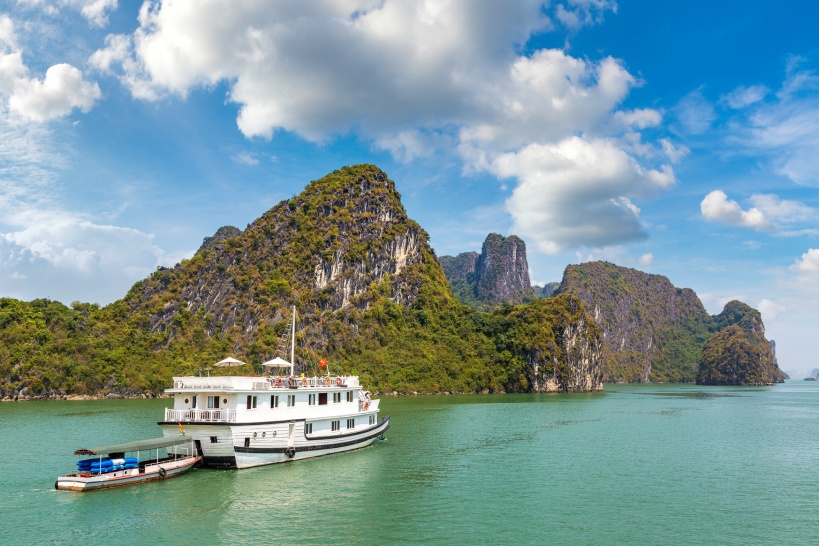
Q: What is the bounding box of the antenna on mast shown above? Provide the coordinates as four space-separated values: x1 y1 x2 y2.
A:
290 305 296 377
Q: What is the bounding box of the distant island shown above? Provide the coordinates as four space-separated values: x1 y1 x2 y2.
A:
0 165 783 400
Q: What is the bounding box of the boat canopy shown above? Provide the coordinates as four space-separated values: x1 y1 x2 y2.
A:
74 436 191 455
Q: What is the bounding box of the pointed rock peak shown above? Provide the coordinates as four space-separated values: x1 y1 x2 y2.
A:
197 225 242 254
297 164 403 210
475 233 531 303
714 300 763 332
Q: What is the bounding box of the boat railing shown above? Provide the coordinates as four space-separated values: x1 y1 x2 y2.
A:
264 376 361 389
171 375 361 391
165 408 237 422
358 399 379 412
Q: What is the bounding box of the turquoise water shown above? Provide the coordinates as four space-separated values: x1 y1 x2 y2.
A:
2 382 819 545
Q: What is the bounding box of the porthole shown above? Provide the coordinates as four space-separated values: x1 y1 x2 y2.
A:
223 398 227 404
262 431 266 438
184 399 189 404
253 432 258 438
272 431 277 437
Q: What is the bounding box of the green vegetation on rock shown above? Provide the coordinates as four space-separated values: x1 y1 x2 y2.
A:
556 261 714 383
0 165 603 399
697 301 784 385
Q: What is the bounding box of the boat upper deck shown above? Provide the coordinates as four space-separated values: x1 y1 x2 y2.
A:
167 375 361 392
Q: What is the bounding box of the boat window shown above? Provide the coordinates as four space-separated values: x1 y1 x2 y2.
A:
318 392 328 405
210 436 218 443
287 395 295 407
369 415 375 425
332 420 340 431
308 394 316 406
305 423 313 434
208 395 220 409
346 391 353 402
244 438 250 448
192 395 197 408
271 395 279 408
333 392 341 403
347 418 355 429
247 395 257 409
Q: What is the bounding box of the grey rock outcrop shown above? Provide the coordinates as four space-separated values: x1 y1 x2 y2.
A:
529 302 603 393
197 226 242 254
439 233 534 309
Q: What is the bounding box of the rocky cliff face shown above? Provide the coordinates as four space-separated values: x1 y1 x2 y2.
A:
528 297 603 393
488 294 604 393
439 233 533 310
127 165 428 339
438 252 478 284
556 261 713 383
475 234 531 304
533 282 560 298
697 301 785 385
197 226 242 254
0 165 606 397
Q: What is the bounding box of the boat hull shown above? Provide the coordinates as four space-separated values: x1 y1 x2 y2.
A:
160 416 389 469
55 456 200 491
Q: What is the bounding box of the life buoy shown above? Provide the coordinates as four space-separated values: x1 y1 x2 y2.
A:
301 376 307 387
325 376 331 386
274 377 281 387
158 467 167 478
336 377 342 386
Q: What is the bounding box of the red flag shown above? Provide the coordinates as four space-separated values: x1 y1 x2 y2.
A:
178 422 185 435
319 357 327 368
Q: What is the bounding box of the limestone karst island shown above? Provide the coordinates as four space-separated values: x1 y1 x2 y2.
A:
0 165 784 401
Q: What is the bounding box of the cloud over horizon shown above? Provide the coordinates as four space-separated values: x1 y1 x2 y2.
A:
91 0 676 253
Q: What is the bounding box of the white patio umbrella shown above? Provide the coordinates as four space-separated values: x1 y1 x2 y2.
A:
262 357 294 376
213 356 246 367
262 357 293 368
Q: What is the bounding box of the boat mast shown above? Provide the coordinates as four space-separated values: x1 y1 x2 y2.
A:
290 305 296 377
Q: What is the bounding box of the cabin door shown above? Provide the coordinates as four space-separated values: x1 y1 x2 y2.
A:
287 422 295 448
194 440 203 457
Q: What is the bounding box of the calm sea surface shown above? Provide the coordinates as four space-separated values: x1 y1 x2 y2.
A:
2 381 819 545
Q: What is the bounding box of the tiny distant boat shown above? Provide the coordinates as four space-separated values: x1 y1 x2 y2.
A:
804 377 817 381
55 436 200 492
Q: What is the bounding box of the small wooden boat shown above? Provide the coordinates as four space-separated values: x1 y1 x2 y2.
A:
55 436 200 491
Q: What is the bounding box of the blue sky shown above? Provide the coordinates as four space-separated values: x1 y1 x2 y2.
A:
1 1 818 377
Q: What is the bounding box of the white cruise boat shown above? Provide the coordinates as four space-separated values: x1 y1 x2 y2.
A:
157 324 389 469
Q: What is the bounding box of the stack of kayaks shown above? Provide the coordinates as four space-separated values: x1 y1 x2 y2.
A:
77 457 139 474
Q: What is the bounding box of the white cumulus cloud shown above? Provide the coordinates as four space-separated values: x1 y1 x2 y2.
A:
700 190 773 230
9 63 101 121
757 298 786 322
91 0 674 254
792 248 819 273
0 15 101 122
499 136 675 253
